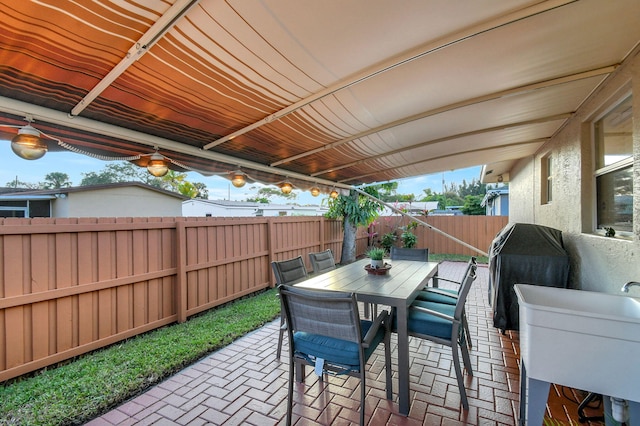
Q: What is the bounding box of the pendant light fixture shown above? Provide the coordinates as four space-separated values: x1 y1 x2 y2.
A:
147 151 169 177
330 189 339 199
11 123 48 160
230 170 247 188
280 181 293 194
310 186 320 197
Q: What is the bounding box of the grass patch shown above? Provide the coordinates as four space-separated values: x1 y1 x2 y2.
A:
0 288 280 426
430 253 488 264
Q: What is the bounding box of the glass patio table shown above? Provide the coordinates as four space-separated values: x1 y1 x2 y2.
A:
294 258 439 416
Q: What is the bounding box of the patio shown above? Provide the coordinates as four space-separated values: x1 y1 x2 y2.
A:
87 262 604 425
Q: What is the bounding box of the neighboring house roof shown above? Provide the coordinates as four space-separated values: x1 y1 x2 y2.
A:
379 201 439 216
0 194 55 201
183 198 328 214
186 199 262 208
0 187 37 195
1 182 188 200
481 188 509 207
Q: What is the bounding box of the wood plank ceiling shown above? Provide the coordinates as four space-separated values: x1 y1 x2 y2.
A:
1 0 639 194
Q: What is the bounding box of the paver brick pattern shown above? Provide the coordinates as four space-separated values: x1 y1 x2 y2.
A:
88 261 599 425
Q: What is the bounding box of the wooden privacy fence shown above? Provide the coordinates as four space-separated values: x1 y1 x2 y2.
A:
0 214 506 382
367 215 509 256
0 216 343 382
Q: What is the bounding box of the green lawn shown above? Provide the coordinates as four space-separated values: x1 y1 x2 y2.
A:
0 254 484 425
0 288 281 426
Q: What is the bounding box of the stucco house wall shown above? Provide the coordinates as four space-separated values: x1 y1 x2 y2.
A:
509 50 640 293
182 199 262 217
2 183 186 218
58 186 184 217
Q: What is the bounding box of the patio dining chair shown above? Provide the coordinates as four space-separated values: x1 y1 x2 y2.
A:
415 256 477 348
278 284 392 426
378 246 430 318
271 256 308 359
308 249 336 275
394 263 477 410
390 247 429 261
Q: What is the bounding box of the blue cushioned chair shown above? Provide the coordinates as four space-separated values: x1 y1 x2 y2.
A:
271 256 308 359
308 249 336 275
279 285 392 426
396 263 477 410
415 256 477 349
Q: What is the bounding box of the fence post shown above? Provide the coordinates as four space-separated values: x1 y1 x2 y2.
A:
175 220 188 323
319 217 325 251
267 218 276 287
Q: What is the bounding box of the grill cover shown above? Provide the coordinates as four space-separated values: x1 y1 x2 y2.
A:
489 223 570 331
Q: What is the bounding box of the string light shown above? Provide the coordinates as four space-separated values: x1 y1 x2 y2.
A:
11 123 47 160
230 171 247 188
146 152 169 177
280 181 293 194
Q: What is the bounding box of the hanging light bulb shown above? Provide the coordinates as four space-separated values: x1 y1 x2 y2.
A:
231 171 247 188
310 187 320 197
11 124 47 160
330 189 339 199
147 152 169 177
280 181 293 194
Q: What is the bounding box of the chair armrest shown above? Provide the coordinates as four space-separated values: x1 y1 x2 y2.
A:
424 288 459 299
410 305 458 324
433 277 461 286
362 310 389 348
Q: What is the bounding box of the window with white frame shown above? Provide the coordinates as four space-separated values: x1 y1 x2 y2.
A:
594 94 633 235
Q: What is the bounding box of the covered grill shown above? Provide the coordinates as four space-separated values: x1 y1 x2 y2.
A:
489 223 570 331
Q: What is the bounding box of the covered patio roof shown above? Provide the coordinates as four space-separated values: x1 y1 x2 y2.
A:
1 1 639 195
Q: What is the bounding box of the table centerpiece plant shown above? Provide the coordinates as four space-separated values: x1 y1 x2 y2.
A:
366 247 386 268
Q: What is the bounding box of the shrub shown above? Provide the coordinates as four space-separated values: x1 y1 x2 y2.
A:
380 232 397 252
401 231 417 248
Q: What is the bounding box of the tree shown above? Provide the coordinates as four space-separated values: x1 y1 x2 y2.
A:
5 177 39 189
325 186 384 264
80 162 161 186
245 186 297 203
458 179 487 197
377 182 399 202
42 172 72 189
79 162 208 199
192 182 209 199
461 195 485 215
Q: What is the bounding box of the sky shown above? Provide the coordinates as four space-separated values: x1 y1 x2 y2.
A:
0 142 482 205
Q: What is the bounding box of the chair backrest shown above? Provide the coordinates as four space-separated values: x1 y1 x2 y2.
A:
271 256 308 285
390 247 429 261
278 285 361 344
459 256 478 282
308 249 336 275
453 264 477 320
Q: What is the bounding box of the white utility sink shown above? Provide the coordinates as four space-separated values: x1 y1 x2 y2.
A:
515 283 640 406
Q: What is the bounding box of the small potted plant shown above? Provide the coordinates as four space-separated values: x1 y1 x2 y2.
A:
366 247 386 268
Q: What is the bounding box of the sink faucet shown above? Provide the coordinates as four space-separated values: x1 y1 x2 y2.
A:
621 281 640 292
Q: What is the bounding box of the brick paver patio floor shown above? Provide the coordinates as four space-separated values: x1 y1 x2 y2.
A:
87 261 604 425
